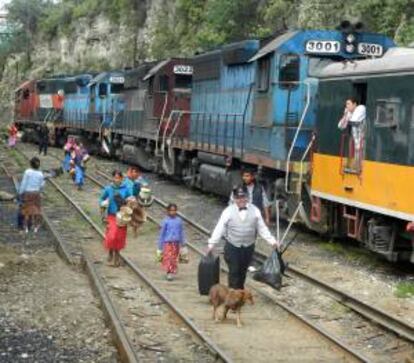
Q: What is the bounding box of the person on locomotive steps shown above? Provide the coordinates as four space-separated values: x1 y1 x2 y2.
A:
100 170 133 267
208 186 280 289
229 169 271 225
338 97 366 167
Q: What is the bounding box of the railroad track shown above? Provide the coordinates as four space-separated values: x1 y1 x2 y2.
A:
8 148 226 363
93 167 414 361
91 160 414 343
12 144 374 361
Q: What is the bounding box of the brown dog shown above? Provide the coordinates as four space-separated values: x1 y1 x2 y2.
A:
209 284 254 327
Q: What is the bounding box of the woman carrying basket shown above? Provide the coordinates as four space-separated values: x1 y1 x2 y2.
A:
99 170 132 267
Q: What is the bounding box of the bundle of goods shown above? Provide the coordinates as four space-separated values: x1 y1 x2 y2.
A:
116 206 133 227
126 198 147 236
137 186 154 207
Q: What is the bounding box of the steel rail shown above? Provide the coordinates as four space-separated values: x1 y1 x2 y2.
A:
93 166 413 343
22 145 414 344
88 169 368 362
9 149 140 363
10 148 232 363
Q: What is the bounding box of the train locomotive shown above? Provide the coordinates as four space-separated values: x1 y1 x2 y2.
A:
15 24 414 262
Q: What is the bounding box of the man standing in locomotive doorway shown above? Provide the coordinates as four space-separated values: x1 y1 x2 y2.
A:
338 97 366 169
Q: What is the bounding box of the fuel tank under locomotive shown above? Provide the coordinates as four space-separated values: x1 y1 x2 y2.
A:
197 152 241 197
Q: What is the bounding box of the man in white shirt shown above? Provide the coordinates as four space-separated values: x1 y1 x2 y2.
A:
338 97 366 168
208 186 279 289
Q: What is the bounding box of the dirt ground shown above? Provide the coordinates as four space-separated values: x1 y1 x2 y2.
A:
0 199 117 362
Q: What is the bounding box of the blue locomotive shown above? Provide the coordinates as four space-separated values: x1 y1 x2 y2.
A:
19 24 414 261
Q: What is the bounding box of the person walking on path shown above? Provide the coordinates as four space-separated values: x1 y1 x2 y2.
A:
100 170 132 267
157 203 186 281
19 157 45 234
8 122 18 148
229 169 271 225
38 124 49 156
73 143 89 190
209 186 279 289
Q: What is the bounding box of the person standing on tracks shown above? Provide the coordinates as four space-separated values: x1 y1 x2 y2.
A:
19 157 45 234
157 203 186 281
73 143 89 191
209 186 279 289
229 169 271 225
8 122 18 148
63 137 75 172
38 124 49 156
100 170 132 267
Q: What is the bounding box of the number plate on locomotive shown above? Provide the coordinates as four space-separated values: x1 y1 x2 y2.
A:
173 65 193 75
357 43 383 57
305 40 341 54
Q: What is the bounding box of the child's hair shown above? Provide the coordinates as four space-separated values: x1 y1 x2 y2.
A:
112 169 123 178
30 157 40 170
167 203 178 211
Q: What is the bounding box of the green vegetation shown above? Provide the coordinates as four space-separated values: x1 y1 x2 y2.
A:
394 281 414 298
319 240 380 267
0 0 412 83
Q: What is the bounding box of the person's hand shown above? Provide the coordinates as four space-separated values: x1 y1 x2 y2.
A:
156 249 163 262
272 240 281 251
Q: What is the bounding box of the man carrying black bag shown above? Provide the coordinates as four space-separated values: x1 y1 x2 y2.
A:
208 186 280 289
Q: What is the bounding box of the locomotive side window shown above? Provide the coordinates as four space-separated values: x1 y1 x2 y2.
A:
257 56 270 92
374 98 401 128
411 104 414 128
98 83 107 97
23 89 30 99
64 81 78 94
279 54 300 89
90 85 95 102
175 74 192 89
110 83 124 94
159 75 169 92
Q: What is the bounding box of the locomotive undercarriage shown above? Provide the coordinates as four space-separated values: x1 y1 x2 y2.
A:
313 198 413 262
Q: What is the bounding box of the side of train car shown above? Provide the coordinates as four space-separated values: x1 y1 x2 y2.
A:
16 26 414 262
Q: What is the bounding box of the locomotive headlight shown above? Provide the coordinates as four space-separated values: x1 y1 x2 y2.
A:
346 34 356 43
345 44 355 53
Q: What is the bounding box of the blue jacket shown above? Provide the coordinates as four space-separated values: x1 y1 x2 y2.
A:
99 182 132 215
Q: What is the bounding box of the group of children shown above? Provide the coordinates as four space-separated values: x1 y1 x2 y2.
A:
62 137 89 190
99 165 187 279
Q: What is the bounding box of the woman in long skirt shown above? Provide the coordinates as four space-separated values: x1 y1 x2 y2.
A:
19 157 45 233
8 123 18 148
62 138 74 172
100 170 132 267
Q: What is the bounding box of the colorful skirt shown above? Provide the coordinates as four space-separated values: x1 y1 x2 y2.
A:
8 135 16 147
20 192 41 217
162 242 180 274
104 215 127 251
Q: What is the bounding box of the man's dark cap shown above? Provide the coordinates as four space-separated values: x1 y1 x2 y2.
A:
233 185 247 198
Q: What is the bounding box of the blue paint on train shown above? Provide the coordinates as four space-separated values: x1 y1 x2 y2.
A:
88 71 125 130
63 74 93 128
189 30 395 166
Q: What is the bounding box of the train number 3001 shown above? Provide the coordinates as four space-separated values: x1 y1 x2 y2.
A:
357 43 384 56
